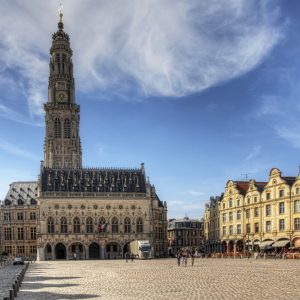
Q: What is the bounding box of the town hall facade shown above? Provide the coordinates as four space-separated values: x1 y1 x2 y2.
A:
0 12 168 260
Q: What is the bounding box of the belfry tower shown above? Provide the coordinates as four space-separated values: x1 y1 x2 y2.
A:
43 7 82 169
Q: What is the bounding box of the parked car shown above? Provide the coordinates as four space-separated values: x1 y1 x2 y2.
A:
13 256 24 265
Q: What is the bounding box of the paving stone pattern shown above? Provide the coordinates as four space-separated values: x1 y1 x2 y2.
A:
12 258 300 300
0 264 25 299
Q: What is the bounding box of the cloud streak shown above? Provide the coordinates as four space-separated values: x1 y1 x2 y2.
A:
0 138 39 161
0 0 284 120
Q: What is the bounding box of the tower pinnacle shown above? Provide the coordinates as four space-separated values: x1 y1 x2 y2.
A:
58 4 64 30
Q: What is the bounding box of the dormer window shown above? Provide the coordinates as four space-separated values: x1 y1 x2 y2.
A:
266 192 271 200
5 199 11 206
30 198 37 205
229 198 233 208
18 199 24 205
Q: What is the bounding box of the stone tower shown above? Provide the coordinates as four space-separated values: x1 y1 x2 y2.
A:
43 8 82 169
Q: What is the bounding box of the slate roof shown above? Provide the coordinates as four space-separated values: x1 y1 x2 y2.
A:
2 182 38 206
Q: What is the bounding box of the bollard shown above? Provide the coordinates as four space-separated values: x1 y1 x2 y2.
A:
9 289 14 300
12 284 17 297
15 280 19 292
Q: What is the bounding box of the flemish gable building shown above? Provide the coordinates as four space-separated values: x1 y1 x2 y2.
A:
0 10 168 260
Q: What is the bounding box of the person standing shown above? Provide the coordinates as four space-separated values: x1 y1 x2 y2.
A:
177 251 181 266
191 251 195 267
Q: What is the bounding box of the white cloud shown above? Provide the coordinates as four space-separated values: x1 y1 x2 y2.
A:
0 0 283 119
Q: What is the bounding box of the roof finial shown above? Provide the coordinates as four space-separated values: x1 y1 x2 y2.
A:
58 4 64 29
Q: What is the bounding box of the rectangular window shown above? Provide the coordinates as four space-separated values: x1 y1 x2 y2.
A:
158 228 163 239
247 197 250 204
4 228 12 240
246 223 250 234
223 203 225 209
266 221 271 232
266 192 271 200
4 212 11 221
279 202 285 214
4 246 12 255
254 207 259 218
18 227 24 240
294 218 300 230
279 190 284 198
229 225 233 235
237 224 241 235
30 245 36 254
30 212 36 220
254 196 257 203
237 200 240 207
265 205 271 216
222 226 226 236
229 199 233 208
17 212 24 220
17 245 24 254
30 227 36 240
229 212 233 221
246 209 250 219
294 200 300 213
254 223 259 233
222 213 226 223
237 210 241 220
296 187 300 195
279 219 285 231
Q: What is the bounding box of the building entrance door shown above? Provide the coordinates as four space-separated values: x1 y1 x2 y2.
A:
89 243 100 259
55 243 66 259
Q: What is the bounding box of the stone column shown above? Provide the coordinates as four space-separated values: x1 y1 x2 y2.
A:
233 241 237 254
85 245 89 260
101 245 106 259
52 245 55 260
226 241 229 253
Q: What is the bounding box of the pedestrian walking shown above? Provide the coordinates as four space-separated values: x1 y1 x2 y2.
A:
125 252 129 263
131 253 134 262
177 251 181 266
191 251 195 267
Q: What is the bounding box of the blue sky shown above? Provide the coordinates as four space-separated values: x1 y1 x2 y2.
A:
0 0 300 218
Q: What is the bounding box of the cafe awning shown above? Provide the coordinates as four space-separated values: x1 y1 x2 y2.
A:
260 240 274 248
272 239 290 248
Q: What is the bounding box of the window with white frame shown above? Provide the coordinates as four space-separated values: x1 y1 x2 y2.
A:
229 225 233 235
279 219 285 231
237 224 241 235
266 221 271 232
279 202 285 214
294 200 300 213
265 205 271 216
279 190 284 198
229 212 233 221
294 218 300 230
222 226 226 236
222 213 226 223
237 210 241 220
254 207 259 217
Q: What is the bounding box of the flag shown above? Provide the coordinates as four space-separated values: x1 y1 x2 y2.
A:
98 223 108 232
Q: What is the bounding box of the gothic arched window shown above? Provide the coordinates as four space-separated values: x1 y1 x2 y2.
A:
54 118 61 138
136 217 143 234
111 217 118 234
73 217 80 234
86 217 93 233
47 217 54 234
64 119 71 139
124 217 131 234
60 217 68 234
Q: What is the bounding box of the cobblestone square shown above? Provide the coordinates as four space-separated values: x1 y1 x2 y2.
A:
10 258 300 299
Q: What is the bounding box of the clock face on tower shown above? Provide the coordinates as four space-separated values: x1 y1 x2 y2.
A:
56 91 68 103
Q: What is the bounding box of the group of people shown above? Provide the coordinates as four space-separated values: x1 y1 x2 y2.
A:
176 249 195 267
124 252 135 262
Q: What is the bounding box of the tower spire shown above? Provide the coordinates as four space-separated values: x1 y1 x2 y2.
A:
58 4 64 30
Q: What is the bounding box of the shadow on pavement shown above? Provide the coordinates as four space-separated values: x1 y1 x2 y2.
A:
18 290 100 299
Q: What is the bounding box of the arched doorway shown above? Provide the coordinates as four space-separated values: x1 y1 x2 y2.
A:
228 240 234 253
236 240 243 253
55 243 66 259
45 243 52 260
221 241 227 253
123 241 130 257
106 242 121 259
89 243 100 259
68 242 86 260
